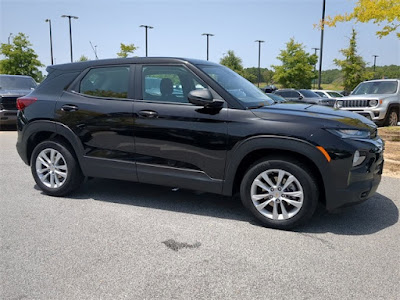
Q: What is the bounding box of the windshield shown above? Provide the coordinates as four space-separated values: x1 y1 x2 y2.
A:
352 81 398 95
299 89 320 98
327 91 343 97
0 76 37 90
315 91 328 98
198 65 274 107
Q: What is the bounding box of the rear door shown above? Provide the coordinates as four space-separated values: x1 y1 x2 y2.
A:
133 64 229 193
55 65 137 181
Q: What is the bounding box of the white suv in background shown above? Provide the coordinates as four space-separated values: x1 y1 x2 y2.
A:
335 79 400 126
312 90 344 99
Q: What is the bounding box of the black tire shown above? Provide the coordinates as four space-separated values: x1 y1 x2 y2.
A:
384 107 399 127
240 157 318 230
30 139 84 196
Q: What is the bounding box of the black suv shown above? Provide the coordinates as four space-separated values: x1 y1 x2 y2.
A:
16 58 384 229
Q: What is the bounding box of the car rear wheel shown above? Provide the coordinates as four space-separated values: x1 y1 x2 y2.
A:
240 157 318 230
31 140 84 196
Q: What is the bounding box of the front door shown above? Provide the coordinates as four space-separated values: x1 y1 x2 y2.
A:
133 64 228 193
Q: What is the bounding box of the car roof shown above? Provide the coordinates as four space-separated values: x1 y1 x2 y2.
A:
47 57 220 72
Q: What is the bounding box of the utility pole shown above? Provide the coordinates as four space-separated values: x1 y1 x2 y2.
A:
61 15 79 62
318 0 326 89
312 47 320 89
90 41 98 59
45 19 54 65
140 25 154 57
202 33 214 61
255 40 265 88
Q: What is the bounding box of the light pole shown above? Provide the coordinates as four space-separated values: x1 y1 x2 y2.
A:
373 55 378 72
255 40 265 88
45 19 54 65
202 33 214 61
61 15 78 62
8 33 13 44
318 0 326 89
140 25 153 57
312 47 319 89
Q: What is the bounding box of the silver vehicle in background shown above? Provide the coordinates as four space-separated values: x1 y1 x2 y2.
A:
0 75 37 127
312 90 344 99
335 79 400 126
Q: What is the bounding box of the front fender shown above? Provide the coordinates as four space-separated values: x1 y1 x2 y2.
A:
222 136 330 196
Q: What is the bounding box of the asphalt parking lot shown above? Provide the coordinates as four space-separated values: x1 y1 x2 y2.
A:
1 131 399 300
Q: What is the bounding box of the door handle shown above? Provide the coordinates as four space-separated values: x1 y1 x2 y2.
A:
138 110 158 118
61 104 79 112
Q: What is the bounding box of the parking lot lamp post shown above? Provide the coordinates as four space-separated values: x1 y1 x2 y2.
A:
8 33 13 44
255 40 265 88
61 15 78 62
373 55 378 72
312 47 319 89
140 25 153 57
202 33 214 61
318 0 326 89
45 19 54 65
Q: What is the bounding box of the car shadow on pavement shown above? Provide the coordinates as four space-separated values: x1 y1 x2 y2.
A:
298 192 399 235
40 178 398 235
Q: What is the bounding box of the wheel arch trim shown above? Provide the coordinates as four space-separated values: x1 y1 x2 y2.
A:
222 136 330 196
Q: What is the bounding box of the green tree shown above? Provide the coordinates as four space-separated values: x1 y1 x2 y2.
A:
220 50 244 73
334 29 373 92
0 33 43 82
78 55 89 62
325 0 400 39
117 43 138 58
272 38 317 89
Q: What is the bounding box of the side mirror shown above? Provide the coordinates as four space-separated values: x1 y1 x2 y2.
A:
188 89 223 108
298 95 303 100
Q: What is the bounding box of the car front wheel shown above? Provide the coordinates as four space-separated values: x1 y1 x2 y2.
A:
240 157 318 230
31 140 84 196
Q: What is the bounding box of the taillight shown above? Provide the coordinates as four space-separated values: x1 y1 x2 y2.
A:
17 97 37 110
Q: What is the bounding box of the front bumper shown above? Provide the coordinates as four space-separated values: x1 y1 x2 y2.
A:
339 107 385 122
324 137 384 211
0 109 17 125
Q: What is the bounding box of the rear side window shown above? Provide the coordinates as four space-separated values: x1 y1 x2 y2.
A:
80 66 130 99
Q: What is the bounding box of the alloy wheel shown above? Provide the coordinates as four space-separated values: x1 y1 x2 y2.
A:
35 148 68 189
250 169 304 220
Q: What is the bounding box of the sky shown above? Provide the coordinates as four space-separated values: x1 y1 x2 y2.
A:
1 0 399 73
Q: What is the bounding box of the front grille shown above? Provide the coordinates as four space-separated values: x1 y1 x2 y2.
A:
342 99 369 108
0 97 18 110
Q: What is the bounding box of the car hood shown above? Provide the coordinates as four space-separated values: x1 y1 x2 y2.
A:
252 103 377 131
341 94 394 100
0 89 33 97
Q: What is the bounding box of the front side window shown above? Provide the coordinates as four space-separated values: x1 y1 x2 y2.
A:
80 66 130 99
142 65 207 103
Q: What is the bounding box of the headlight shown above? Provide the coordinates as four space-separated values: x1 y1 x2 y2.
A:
327 129 370 139
336 100 343 108
368 99 378 107
353 150 366 167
